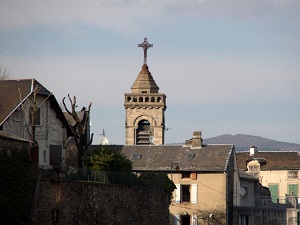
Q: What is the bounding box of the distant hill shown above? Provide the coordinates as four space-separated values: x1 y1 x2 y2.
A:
203 134 300 152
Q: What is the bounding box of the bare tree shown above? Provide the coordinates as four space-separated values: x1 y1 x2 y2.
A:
195 206 226 225
18 85 52 162
62 94 93 169
0 66 11 80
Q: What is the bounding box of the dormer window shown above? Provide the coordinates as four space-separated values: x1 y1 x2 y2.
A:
187 154 195 159
132 153 142 160
288 171 298 179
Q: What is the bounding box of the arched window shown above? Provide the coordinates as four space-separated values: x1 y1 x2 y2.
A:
136 120 150 145
127 97 131 102
139 97 143 102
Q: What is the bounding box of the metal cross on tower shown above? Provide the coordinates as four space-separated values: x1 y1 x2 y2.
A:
138 37 153 65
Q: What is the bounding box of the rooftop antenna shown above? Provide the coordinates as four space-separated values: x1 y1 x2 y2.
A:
99 129 108 145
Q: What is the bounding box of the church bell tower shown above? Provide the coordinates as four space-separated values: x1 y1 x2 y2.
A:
124 38 166 145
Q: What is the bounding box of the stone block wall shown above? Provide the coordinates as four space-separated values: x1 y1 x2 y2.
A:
33 180 170 225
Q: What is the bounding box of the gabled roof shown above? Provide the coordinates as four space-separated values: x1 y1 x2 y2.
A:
236 151 300 170
0 79 72 136
120 144 234 172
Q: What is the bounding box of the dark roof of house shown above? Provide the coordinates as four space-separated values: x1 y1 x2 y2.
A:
120 144 234 172
0 130 32 142
239 169 258 181
0 79 72 136
236 151 300 170
64 111 85 127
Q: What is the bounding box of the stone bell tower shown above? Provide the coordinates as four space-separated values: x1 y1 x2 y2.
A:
124 38 166 145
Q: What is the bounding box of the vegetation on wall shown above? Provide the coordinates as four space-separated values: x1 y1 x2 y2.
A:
137 172 176 203
0 148 34 224
83 145 132 172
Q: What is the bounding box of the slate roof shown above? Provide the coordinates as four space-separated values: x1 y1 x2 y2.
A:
236 151 300 170
120 144 234 172
0 79 72 136
239 169 258 181
64 111 85 127
0 130 32 143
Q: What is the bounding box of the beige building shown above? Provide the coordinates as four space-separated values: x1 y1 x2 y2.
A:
237 148 300 224
121 132 239 225
120 38 243 225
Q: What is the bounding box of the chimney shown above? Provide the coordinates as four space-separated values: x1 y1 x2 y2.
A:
185 131 203 148
249 146 257 156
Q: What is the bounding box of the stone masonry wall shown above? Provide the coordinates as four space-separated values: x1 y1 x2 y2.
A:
33 180 169 225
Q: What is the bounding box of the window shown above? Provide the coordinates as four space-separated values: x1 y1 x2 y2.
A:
175 184 197 204
29 107 41 125
182 185 190 202
288 171 298 179
239 215 249 225
187 154 195 159
248 165 260 178
132 153 142 160
288 184 298 196
182 172 191 179
181 215 190 225
43 150 47 162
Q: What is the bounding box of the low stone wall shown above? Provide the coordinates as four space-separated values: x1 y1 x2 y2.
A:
33 180 169 225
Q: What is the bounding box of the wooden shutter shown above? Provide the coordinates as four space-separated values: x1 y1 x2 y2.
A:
174 215 180 225
288 184 298 196
191 172 197 180
175 184 181 203
191 184 198 204
50 145 62 166
192 215 198 225
268 184 278 203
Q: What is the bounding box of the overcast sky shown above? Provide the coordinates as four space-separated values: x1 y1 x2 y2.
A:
1 0 299 145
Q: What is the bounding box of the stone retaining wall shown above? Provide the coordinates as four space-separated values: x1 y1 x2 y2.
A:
33 180 169 225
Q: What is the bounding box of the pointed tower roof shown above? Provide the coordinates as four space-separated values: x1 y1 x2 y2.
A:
131 64 159 93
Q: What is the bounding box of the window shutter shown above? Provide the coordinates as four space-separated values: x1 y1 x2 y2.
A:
191 184 198 204
175 184 181 203
191 172 197 180
192 215 198 225
174 215 181 225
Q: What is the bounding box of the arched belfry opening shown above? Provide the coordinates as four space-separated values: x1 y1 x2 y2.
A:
124 37 166 145
136 120 150 145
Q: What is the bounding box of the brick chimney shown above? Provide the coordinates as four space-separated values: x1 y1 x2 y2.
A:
185 131 203 148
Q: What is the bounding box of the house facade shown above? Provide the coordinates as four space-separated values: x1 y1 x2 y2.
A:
121 132 240 225
0 79 72 167
236 148 300 224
